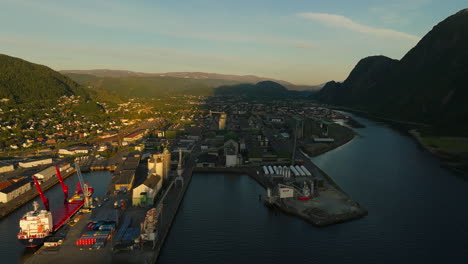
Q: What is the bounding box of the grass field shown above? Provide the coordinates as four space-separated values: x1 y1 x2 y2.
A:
419 136 468 153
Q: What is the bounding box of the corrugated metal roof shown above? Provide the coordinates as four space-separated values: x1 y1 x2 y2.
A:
143 175 161 189
115 170 135 185
0 181 12 191
34 166 56 179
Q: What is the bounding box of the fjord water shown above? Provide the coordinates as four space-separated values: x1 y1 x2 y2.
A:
159 114 468 264
0 171 112 264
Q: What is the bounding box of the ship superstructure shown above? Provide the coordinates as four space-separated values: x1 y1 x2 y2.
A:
17 201 53 247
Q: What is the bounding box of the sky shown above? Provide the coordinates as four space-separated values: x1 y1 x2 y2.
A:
0 0 466 85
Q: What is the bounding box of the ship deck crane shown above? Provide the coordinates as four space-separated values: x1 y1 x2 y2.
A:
55 165 69 204
33 176 49 211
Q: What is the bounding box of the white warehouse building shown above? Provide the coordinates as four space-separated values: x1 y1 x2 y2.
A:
19 158 52 168
0 178 31 203
132 175 162 207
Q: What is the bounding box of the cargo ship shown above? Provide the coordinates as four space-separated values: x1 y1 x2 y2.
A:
17 164 93 247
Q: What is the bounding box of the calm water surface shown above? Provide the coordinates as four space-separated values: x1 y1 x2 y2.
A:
159 114 468 264
0 171 111 263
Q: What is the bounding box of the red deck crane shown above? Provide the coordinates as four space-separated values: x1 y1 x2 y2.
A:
54 165 69 204
33 176 50 211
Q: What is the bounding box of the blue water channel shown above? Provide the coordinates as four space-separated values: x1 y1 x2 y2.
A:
159 114 468 264
0 171 112 263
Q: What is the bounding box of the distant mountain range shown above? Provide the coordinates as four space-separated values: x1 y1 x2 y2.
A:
214 81 314 98
0 54 85 103
0 53 315 105
316 9 468 133
60 69 320 91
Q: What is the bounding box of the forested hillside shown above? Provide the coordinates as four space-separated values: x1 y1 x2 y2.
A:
0 54 86 103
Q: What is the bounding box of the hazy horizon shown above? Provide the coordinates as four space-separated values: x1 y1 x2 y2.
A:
1 0 466 85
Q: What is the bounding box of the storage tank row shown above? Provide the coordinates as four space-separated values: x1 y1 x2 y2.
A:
262 166 291 178
262 165 314 178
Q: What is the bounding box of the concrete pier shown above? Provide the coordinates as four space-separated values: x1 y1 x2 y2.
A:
193 166 367 227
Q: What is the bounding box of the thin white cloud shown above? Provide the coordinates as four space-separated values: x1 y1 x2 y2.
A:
297 12 420 42
3 0 316 51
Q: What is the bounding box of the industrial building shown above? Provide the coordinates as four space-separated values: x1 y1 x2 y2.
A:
148 149 171 181
114 157 140 191
33 163 71 182
0 180 12 191
132 175 162 207
0 178 31 203
225 151 239 167
0 162 14 174
123 130 146 142
115 170 136 192
196 153 217 168
58 146 89 156
18 158 52 168
219 113 227 130
224 139 241 167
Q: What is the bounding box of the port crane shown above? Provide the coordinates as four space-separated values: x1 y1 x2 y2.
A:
75 163 92 208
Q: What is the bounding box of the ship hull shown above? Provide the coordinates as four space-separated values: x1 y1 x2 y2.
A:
18 237 45 247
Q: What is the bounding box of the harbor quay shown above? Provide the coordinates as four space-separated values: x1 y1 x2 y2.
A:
19 106 369 263
24 153 195 264
23 155 365 264
0 168 76 220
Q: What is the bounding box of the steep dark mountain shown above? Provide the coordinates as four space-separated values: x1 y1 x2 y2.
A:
316 9 468 132
317 56 398 106
0 54 85 103
214 81 313 98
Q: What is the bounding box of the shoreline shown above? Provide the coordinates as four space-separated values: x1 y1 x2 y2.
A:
408 130 468 176
329 106 468 176
301 118 357 158
301 134 355 158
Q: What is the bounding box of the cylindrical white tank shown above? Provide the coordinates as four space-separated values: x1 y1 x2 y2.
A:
156 159 164 177
300 165 312 177
295 165 306 176
268 166 274 175
290 166 300 177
